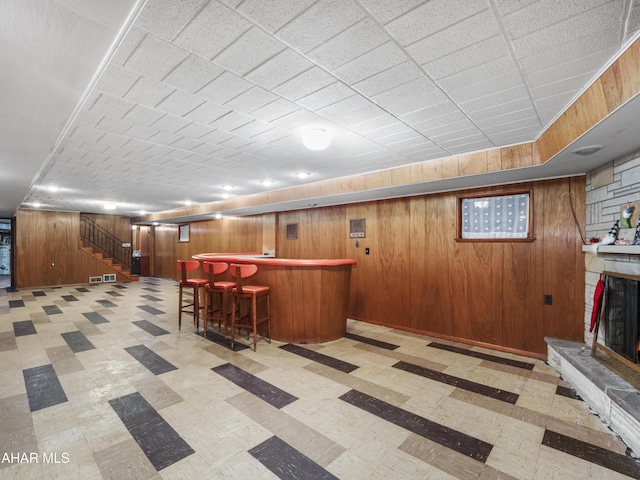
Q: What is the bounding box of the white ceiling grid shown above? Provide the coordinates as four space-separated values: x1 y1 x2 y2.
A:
16 0 640 216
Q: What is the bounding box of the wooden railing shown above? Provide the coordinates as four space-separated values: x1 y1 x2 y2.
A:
80 214 131 268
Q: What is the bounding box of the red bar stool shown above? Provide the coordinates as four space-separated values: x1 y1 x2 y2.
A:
177 260 208 331
202 261 235 336
229 263 271 351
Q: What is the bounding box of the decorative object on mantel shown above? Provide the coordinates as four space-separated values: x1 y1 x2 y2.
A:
633 217 640 245
600 220 619 245
589 237 600 244
621 202 634 228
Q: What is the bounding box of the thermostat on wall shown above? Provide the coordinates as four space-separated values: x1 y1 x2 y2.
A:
349 218 365 238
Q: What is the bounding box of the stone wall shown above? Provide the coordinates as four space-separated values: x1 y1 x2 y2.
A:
584 149 640 344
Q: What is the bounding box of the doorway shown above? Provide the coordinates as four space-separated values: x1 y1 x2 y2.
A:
0 219 11 289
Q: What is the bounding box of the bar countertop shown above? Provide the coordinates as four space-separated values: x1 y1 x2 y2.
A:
192 252 356 267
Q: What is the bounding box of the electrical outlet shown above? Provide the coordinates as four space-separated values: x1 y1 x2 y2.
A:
365 248 370 255
544 294 552 305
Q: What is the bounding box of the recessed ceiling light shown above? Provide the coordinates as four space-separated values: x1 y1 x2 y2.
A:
214 213 222 219
152 222 159 226
33 202 41 208
47 186 59 192
296 172 311 178
301 128 331 150
220 193 231 199
222 185 235 191
571 145 605 156
139 210 146 215
104 202 117 210
184 200 192 206
260 179 275 185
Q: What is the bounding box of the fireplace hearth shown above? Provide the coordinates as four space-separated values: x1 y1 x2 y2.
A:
591 272 640 388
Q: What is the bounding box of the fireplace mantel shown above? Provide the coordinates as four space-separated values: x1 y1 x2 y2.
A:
583 245 640 255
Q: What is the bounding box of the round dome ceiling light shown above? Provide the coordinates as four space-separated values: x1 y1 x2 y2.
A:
301 128 331 150
571 145 604 156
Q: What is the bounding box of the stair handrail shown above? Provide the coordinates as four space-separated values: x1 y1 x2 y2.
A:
79 214 131 268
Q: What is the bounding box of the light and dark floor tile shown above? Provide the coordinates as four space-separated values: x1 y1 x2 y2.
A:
42 304 63 315
137 305 164 315
344 332 399 350
280 343 359 373
132 319 170 337
13 320 36 336
22 364 68 412
61 330 96 353
82 311 109 324
428 341 535 370
125 345 177 375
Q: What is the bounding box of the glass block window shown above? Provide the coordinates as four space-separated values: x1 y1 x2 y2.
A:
460 193 530 239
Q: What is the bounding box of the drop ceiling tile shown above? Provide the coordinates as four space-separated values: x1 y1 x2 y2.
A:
295 82 355 111
124 150 152 162
170 137 204 151
71 126 106 143
424 34 508 80
102 145 131 159
334 41 408 85
407 9 500 66
269 109 320 129
332 104 388 127
163 55 225 93
147 130 184 146
95 64 140 97
372 77 447 113
90 94 136 119
512 2 623 59
182 101 231 124
249 99 300 123
244 49 314 90
459 85 529 113
465 97 533 121
272 67 336 101
376 130 425 146
111 26 146 66
307 18 389 71
162 148 193 160
122 138 153 152
150 114 192 133
444 137 495 154
134 0 207 41
350 113 401 135
358 0 427 24
448 71 523 104
504 0 611 39
220 136 256 150
122 104 165 126
210 111 254 131
385 0 487 46
197 72 254 104
316 95 373 120
231 120 273 138
481 116 541 138
214 27 286 76
438 55 518 93
176 123 216 140
531 71 596 104
520 29 618 78
352 61 423 98
400 101 459 125
145 144 175 157
473 107 539 130
95 117 134 135
224 86 280 114
189 143 222 156
493 0 539 15
199 129 236 145
535 89 581 112
526 48 614 89
275 0 365 53
250 128 292 144
122 124 160 141
421 119 478 139
123 77 175 108
155 89 206 117
124 34 189 81
235 0 317 33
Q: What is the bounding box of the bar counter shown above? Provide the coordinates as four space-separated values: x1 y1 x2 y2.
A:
192 253 356 344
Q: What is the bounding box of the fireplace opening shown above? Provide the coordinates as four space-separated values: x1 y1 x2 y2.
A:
591 272 640 388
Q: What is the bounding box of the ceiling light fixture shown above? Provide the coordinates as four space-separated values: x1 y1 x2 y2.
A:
33 202 41 208
222 185 235 191
220 193 231 199
184 200 192 206
47 186 60 192
214 213 222 219
571 145 605 156
104 202 117 210
296 172 311 178
301 128 331 150
260 179 275 186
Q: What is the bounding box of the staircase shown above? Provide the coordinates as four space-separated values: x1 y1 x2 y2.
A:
79 215 139 282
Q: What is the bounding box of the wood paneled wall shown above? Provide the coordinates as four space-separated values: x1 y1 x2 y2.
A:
152 215 264 281
83 213 132 243
276 177 586 356
15 209 132 288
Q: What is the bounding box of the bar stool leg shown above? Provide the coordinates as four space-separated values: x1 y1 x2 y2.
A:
178 285 183 330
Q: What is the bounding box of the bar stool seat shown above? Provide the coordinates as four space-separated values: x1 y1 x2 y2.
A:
229 263 271 351
177 260 208 331
202 261 235 336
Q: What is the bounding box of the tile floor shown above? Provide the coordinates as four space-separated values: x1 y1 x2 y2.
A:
1 277 639 479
